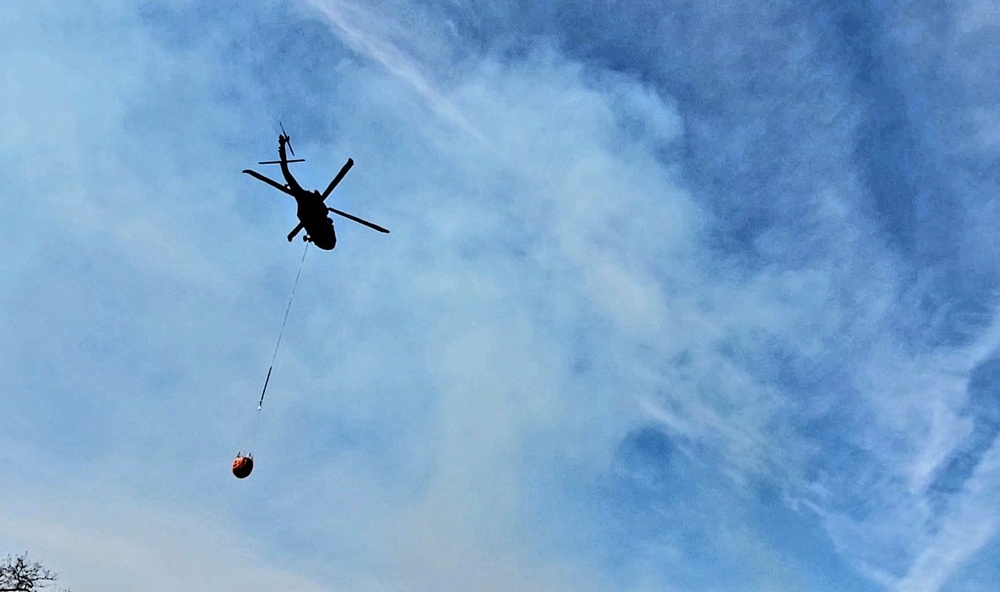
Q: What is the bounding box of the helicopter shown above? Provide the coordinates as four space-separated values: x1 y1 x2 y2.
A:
242 125 389 250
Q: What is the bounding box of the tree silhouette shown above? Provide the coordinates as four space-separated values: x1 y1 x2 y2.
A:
0 553 67 592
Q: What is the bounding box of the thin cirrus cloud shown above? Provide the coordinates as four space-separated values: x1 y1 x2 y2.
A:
1 1 998 591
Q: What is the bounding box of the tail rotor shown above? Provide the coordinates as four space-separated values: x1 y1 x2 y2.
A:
279 121 295 156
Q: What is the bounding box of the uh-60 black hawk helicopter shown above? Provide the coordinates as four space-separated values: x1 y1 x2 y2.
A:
242 125 389 250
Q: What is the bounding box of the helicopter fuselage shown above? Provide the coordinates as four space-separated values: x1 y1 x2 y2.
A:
278 138 337 250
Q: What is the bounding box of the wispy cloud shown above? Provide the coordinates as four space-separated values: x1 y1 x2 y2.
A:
302 0 489 144
0 479 331 592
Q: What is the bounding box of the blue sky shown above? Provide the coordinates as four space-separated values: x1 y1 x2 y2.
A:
2 1 999 590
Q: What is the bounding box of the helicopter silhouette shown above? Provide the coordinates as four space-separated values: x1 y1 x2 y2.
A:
242 124 389 250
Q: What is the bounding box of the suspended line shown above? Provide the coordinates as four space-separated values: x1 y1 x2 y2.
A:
257 242 309 410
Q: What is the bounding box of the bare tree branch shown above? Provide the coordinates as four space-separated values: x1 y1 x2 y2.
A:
0 553 67 592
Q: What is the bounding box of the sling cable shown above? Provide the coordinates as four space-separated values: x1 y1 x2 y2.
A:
233 243 309 479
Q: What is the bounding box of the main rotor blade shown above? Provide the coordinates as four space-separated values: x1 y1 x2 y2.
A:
258 159 305 165
287 222 305 242
242 169 294 196
320 158 354 201
328 207 389 233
